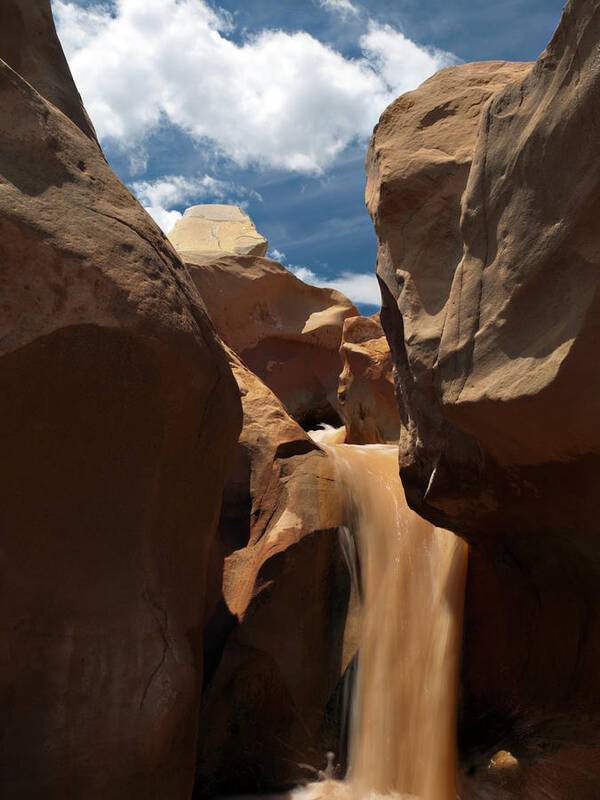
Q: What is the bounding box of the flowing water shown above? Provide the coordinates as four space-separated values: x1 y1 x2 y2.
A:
305 427 468 800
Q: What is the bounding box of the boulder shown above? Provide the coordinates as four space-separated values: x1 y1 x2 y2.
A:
195 348 357 796
0 3 242 797
181 250 359 427
368 0 600 793
337 314 399 444
168 203 268 258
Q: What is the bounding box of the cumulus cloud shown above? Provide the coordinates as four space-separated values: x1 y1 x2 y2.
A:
131 173 260 207
53 0 456 174
131 173 262 232
291 265 380 306
360 21 453 99
267 248 288 263
146 206 182 233
318 0 360 18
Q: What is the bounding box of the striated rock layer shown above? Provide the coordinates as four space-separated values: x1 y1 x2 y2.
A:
195 348 356 796
368 0 600 794
181 251 358 427
0 2 242 797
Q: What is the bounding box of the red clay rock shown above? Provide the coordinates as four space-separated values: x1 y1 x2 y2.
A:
181 251 359 427
368 0 600 793
196 349 356 796
0 3 241 797
338 314 399 444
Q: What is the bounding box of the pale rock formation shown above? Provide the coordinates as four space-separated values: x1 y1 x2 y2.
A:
182 252 359 426
168 203 268 258
0 2 242 797
338 314 400 444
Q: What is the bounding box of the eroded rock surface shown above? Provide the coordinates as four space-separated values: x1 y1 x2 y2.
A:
368 1 600 794
338 314 399 444
0 3 241 797
168 203 268 258
181 250 358 427
196 349 357 796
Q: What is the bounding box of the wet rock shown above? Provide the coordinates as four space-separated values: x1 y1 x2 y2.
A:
196 349 356 796
0 2 242 796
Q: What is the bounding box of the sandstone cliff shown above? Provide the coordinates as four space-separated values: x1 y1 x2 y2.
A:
0 2 242 797
368 0 600 794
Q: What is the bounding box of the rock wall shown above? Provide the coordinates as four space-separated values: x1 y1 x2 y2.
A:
338 314 399 444
366 58 531 520
0 2 242 797
182 251 358 427
195 350 355 796
368 0 600 794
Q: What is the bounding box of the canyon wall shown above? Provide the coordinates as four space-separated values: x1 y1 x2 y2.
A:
0 2 242 797
195 348 353 796
337 313 399 444
368 0 600 794
184 251 357 427
7 0 600 796
167 220 360 795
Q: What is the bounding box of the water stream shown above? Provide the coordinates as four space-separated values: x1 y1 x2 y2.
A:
304 427 468 800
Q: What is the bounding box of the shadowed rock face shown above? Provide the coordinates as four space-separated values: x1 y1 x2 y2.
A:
0 2 242 797
182 253 358 427
195 348 355 797
338 314 400 444
368 1 600 794
0 0 97 142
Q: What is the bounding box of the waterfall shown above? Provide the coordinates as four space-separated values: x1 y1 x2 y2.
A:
304 427 468 800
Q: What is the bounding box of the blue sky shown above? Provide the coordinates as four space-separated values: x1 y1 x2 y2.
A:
52 0 566 310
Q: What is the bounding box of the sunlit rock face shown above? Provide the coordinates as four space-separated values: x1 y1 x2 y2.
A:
368 0 600 794
0 2 242 796
195 346 355 797
168 203 269 258
337 314 400 445
178 249 359 427
366 58 531 509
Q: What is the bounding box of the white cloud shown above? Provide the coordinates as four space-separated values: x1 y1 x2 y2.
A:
145 206 182 233
53 0 456 174
360 21 454 99
290 265 380 306
268 248 288 264
131 173 262 232
318 0 360 18
133 174 236 208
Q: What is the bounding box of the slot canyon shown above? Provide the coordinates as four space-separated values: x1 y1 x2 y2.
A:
2 1 600 799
